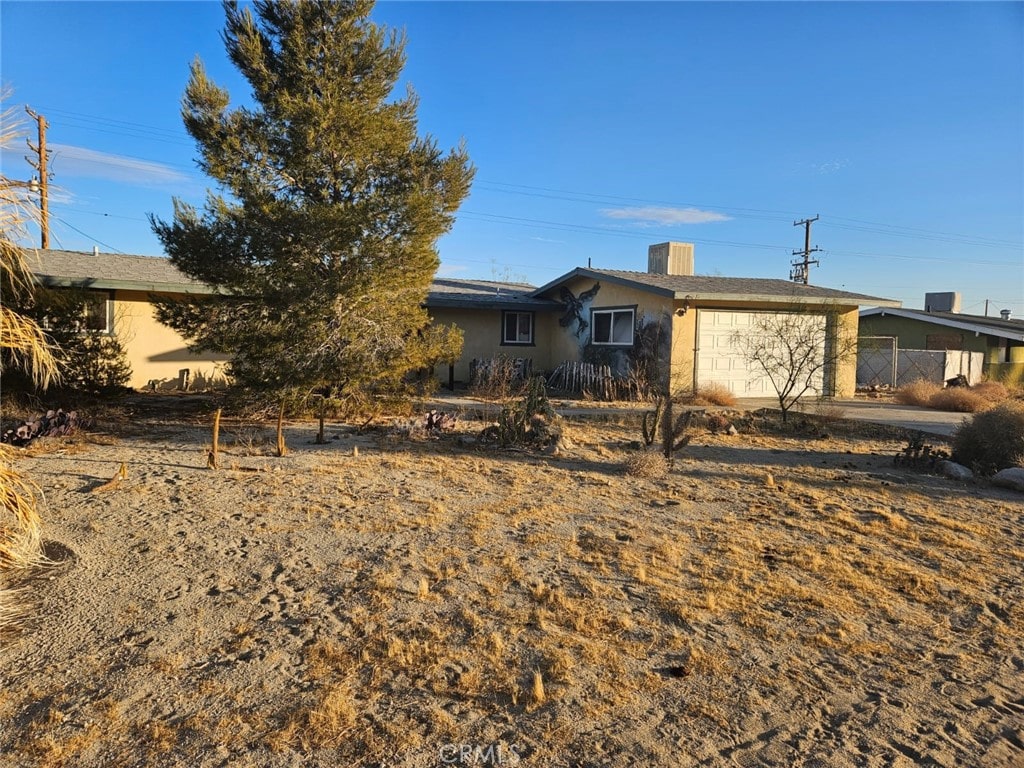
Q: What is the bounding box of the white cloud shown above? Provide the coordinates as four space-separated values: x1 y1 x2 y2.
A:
600 206 731 226
812 158 849 174
48 143 191 187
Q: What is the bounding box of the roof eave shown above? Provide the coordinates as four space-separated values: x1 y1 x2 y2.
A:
35 275 220 295
681 293 902 307
531 268 676 299
860 307 1024 341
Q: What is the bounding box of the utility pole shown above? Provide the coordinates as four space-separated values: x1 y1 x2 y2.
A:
790 215 821 285
24 106 50 249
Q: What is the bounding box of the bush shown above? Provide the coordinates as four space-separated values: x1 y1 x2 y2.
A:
624 450 669 478
895 379 939 407
952 401 1024 474
691 384 738 407
971 381 1010 403
927 388 988 413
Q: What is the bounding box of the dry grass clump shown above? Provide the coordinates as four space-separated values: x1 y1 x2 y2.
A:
623 450 669 478
896 378 1006 413
0 447 46 635
0 448 44 570
926 388 988 413
953 400 1024 474
688 384 737 407
970 380 1010 403
895 379 939 407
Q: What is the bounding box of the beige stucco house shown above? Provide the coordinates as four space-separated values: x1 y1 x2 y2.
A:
28 249 230 390
429 243 901 398
29 244 899 397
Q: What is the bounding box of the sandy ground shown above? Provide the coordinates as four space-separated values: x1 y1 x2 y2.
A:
1 404 1022 767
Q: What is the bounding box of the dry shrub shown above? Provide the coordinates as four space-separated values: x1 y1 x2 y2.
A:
0 448 43 570
926 388 988 413
952 400 1024 474
895 379 939 407
971 381 1010 403
1 447 45 635
624 450 669 478
692 384 737 407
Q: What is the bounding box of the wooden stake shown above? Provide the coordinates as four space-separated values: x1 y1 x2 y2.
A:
276 401 288 457
208 407 222 469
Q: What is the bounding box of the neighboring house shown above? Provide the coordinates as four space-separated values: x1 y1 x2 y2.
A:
29 244 900 398
28 249 230 390
860 295 1024 385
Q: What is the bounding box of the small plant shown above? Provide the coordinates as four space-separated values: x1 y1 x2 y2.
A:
894 433 949 470
952 400 1024 474
624 450 669 478
641 394 695 461
470 356 528 399
490 375 560 449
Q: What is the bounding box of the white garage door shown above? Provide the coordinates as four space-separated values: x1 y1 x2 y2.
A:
696 310 827 398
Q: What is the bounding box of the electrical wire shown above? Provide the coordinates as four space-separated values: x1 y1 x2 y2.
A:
51 215 126 254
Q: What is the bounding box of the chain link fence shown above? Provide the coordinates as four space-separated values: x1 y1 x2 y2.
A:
858 337 985 388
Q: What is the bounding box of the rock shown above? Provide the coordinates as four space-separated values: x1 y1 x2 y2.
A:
992 467 1024 492
937 460 973 481
725 424 739 436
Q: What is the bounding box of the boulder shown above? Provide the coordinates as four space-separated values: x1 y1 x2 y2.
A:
936 460 973 481
992 467 1024 492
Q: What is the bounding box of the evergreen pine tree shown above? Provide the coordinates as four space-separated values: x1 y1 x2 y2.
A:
151 0 473 399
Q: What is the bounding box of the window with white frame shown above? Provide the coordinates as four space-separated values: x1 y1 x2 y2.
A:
591 308 634 345
41 289 113 334
502 311 534 345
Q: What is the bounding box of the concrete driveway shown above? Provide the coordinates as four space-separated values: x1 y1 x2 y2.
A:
743 397 967 437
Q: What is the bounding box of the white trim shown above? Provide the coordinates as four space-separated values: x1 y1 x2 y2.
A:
860 307 1024 342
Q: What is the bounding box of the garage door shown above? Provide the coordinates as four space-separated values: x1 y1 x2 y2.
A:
696 310 827 398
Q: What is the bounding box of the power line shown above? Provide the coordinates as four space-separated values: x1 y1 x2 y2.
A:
51 214 126 254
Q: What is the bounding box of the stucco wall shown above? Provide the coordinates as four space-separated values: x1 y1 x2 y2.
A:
113 290 230 390
540 276 678 379
427 308 558 384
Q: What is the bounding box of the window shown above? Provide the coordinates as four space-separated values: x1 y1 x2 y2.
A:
80 292 112 332
41 290 112 334
591 308 634 345
502 311 534 345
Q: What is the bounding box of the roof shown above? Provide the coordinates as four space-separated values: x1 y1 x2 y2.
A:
27 249 216 294
531 267 902 307
27 250 560 310
425 278 559 311
860 307 1024 342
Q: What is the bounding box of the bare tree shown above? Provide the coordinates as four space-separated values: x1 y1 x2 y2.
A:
731 310 855 422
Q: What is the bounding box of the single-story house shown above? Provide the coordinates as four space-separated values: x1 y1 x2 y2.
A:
430 242 900 398
27 248 231 390
860 295 1024 385
28 243 900 397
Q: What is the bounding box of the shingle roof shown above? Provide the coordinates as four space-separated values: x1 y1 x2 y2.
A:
425 278 559 310
860 307 1024 341
28 249 213 293
28 250 561 309
532 267 902 307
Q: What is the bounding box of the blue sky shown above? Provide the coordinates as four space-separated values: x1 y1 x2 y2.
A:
2 1 1022 314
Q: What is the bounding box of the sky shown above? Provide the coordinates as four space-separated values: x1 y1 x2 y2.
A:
1 1 1022 315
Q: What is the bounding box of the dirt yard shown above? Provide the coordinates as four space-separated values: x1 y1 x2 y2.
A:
1 403 1022 767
